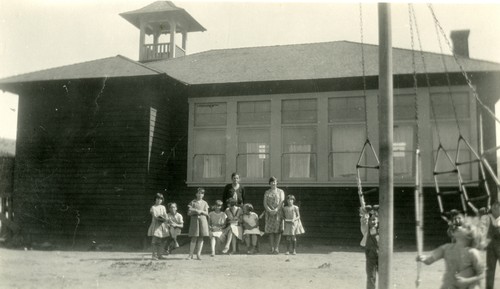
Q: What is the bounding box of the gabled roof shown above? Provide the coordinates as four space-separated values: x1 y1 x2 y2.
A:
120 1 205 34
146 41 500 85
0 55 162 85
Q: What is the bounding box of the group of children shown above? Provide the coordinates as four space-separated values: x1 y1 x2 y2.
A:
359 202 500 289
147 187 305 261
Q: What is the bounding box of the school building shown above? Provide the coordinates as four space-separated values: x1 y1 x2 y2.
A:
1 1 499 246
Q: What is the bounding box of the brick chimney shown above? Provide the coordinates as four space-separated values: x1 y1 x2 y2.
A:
450 30 470 58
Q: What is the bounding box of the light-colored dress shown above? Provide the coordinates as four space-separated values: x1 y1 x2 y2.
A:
431 243 484 289
147 205 169 238
209 211 227 239
188 199 209 237
167 212 184 238
242 212 264 236
225 206 243 240
282 205 305 236
263 188 285 233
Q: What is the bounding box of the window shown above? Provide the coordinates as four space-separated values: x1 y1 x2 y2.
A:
329 97 367 180
237 129 270 180
431 92 472 180
192 130 226 181
195 103 226 126
238 101 271 125
393 94 417 180
282 127 317 180
282 99 317 124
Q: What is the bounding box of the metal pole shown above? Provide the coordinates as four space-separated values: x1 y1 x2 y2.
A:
378 3 393 289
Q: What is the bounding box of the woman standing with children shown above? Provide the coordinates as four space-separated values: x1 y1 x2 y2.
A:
263 176 285 254
222 172 245 210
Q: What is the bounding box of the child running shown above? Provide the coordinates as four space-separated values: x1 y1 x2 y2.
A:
418 216 488 289
166 202 184 254
360 205 379 289
222 197 243 254
187 188 209 260
242 203 263 254
282 195 305 255
147 193 169 260
208 200 227 257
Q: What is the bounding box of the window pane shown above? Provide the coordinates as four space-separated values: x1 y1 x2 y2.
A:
394 94 416 120
282 127 317 180
330 124 366 179
430 92 469 119
237 129 270 179
282 99 317 124
393 124 415 178
193 130 226 180
237 101 271 125
328 97 365 122
195 103 227 126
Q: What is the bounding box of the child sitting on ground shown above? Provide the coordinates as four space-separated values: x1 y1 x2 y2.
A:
418 216 488 289
242 203 264 254
222 197 243 254
208 200 227 257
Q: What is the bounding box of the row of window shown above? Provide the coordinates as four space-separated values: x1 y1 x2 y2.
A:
187 89 473 184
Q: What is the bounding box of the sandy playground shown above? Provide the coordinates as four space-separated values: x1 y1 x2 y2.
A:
1 241 499 289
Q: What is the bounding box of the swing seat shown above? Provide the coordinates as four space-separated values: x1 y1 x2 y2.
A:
460 179 483 186
438 190 460 196
356 164 380 169
455 159 480 166
433 169 458 176
361 188 377 196
468 195 488 202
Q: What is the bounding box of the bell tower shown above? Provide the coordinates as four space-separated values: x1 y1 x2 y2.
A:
120 1 206 62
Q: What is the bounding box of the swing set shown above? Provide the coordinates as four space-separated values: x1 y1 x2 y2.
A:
355 3 499 288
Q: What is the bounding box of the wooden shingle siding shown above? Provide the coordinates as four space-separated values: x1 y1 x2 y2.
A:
12 76 164 243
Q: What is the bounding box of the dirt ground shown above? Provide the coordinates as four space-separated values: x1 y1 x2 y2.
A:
1 241 499 289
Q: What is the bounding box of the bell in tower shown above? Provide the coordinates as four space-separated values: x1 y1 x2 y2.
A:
120 1 206 62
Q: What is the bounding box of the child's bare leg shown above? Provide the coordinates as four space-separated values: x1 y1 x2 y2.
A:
210 237 216 256
244 235 251 253
292 236 297 255
275 233 282 253
187 237 196 259
196 238 204 260
285 236 291 254
251 235 257 253
151 237 159 260
269 234 275 253
173 236 179 248
231 235 237 253
223 233 232 253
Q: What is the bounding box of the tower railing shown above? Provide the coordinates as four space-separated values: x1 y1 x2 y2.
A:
142 43 185 61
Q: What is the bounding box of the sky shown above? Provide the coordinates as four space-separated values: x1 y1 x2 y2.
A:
1 0 500 140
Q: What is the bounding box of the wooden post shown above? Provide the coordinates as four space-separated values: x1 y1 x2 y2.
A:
139 19 146 61
378 3 393 289
169 20 177 58
182 30 188 51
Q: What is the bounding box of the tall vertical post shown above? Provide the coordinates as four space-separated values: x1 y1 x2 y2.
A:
378 3 393 289
139 19 146 62
169 20 177 58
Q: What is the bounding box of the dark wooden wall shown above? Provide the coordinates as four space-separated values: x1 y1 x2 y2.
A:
12 76 164 244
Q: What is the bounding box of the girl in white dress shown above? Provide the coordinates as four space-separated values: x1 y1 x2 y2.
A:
282 195 305 255
147 193 169 260
242 203 264 254
208 200 227 256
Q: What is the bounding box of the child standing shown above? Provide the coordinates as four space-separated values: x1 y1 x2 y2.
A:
482 202 500 289
147 193 169 260
282 195 305 255
208 200 227 257
418 216 488 289
242 203 263 254
360 206 379 289
187 188 209 260
222 197 243 254
166 202 184 254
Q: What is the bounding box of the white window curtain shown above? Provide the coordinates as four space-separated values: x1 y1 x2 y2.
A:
203 155 222 178
246 143 264 178
289 144 311 178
